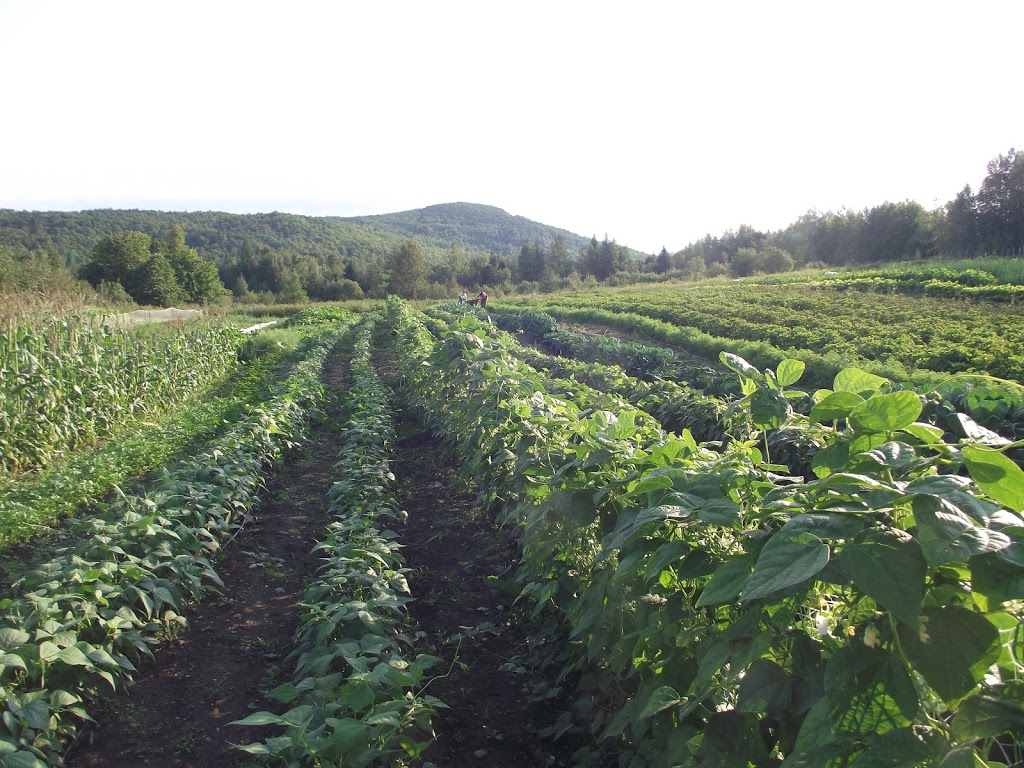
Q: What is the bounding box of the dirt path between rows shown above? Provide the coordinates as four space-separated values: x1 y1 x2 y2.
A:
70 354 349 768
374 340 586 768
70 332 592 767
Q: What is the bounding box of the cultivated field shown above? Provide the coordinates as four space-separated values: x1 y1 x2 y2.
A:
1 268 1023 767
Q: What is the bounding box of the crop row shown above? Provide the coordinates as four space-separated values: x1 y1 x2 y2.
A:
0 315 241 477
234 314 442 767
474 305 1024 468
0 323 348 766
0 344 289 553
501 282 1024 385
388 298 1024 767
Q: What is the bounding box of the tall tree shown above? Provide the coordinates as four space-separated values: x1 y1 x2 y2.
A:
387 240 428 299
549 234 570 277
79 231 152 289
156 225 227 304
518 240 545 283
655 246 672 274
977 149 1024 252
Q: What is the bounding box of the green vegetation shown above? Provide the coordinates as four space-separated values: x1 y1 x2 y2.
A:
234 315 441 765
0 344 285 552
498 277 1024 388
0 313 240 477
0 324 341 766
388 299 1024 766
78 225 228 305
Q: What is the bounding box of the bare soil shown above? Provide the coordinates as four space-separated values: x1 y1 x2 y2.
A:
69 356 348 768
374 342 586 768
69 333 590 768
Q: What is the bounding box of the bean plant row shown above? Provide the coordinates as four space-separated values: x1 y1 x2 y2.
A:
234 314 443 766
0 323 347 767
387 297 1024 767
0 314 240 477
500 281 1024 387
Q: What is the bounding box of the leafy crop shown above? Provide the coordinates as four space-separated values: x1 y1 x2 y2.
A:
0 315 241 477
387 298 1024 767
0 322 345 766
234 314 443 766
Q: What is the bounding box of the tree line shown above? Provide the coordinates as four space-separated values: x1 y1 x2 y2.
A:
669 148 1024 277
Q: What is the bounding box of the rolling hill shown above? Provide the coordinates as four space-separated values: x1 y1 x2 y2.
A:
0 203 633 269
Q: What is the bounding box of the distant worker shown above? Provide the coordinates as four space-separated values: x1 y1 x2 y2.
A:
478 290 488 308
458 288 468 304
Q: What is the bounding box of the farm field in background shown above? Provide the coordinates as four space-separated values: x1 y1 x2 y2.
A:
496 263 1024 389
2 262 1024 767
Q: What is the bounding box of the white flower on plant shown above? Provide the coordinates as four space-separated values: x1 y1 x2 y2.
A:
863 624 881 649
813 612 831 637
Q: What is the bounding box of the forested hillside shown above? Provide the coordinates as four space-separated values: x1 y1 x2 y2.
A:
0 203 597 269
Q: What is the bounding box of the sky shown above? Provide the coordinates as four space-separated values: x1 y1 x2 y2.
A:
1 1 1021 255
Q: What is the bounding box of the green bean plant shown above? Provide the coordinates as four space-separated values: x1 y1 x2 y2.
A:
0 322 347 767
234 314 443 766
387 298 1024 767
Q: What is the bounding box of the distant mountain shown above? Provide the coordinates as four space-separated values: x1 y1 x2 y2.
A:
0 203 624 268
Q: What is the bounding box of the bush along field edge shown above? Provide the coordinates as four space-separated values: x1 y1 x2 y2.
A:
387 297 1024 767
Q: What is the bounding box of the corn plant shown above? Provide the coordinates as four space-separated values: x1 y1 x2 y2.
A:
0 322 348 766
0 313 241 478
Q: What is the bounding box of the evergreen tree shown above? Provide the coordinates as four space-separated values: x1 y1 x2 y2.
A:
655 246 672 274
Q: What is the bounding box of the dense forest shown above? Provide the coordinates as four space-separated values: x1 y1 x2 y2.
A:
1 149 1021 304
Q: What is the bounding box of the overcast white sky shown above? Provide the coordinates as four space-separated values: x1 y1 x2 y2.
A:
1 1 1021 254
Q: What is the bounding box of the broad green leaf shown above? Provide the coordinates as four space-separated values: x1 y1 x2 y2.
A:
962 444 1024 513
848 392 923 434
935 745 978 768
946 692 1024 745
230 711 285 726
0 629 29 651
751 387 791 429
950 693 1024 741
326 717 371 753
834 368 889 397
899 605 1000 703
0 751 49 768
743 532 829 602
912 496 1011 567
644 541 689 582
638 685 683 719
55 646 93 667
840 529 925 628
736 659 790 715
825 644 918 736
38 641 59 663
851 726 950 767
625 475 673 498
696 557 752 607
232 742 273 755
777 358 806 387
782 513 865 540
697 498 742 526
791 698 836 753
720 352 760 379
860 441 916 471
811 391 864 424
18 700 50 731
0 654 27 672
902 422 945 444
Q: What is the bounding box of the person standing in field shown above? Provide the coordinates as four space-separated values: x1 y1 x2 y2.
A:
477 290 488 308
458 288 468 304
